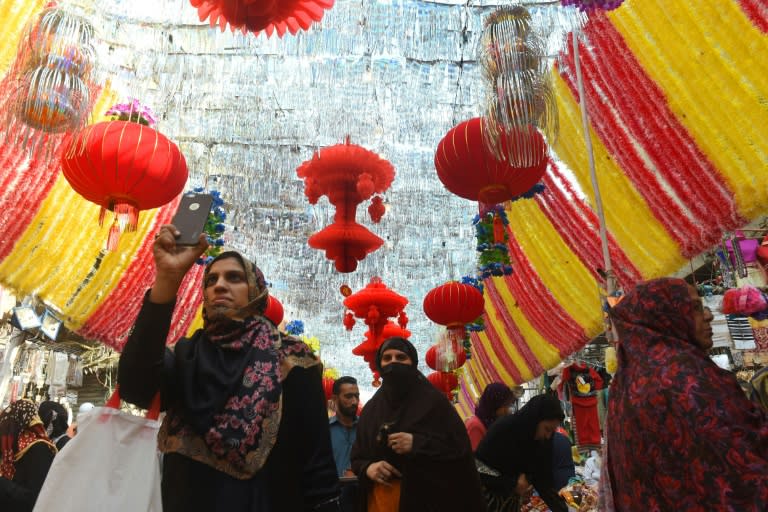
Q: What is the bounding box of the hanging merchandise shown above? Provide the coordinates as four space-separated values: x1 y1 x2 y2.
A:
560 362 603 451
2 4 95 156
60 100 189 250
297 137 396 272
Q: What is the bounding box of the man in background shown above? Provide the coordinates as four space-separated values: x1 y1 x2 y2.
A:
329 376 360 477
329 376 360 512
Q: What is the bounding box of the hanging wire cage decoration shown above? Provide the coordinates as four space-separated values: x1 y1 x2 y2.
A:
480 5 558 168
2 5 95 155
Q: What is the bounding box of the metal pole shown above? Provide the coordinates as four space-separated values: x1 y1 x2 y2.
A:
572 28 617 339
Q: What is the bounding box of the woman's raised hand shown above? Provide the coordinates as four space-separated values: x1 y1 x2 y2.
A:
149 224 208 304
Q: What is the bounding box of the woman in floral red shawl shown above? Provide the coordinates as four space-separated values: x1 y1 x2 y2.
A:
605 278 768 511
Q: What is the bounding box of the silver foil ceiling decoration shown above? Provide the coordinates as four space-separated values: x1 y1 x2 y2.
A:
67 0 581 392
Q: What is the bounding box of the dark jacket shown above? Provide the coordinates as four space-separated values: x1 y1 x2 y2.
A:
118 295 339 512
0 443 55 512
350 366 486 512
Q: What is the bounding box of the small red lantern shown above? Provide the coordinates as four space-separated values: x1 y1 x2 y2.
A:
427 371 459 398
423 282 485 328
264 295 284 326
354 321 412 376
344 277 409 380
425 343 466 372
61 120 187 249
434 117 547 204
322 376 335 401
297 138 396 272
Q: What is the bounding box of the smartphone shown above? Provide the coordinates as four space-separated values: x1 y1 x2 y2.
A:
170 192 214 245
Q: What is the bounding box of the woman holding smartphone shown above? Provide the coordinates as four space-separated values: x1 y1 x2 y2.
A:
118 224 341 512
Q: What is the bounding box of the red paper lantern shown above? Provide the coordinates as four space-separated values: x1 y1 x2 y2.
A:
297 138 395 272
423 281 485 328
427 371 459 396
190 0 335 38
61 121 187 249
344 277 409 380
264 295 284 326
322 376 335 401
434 117 547 204
425 343 466 372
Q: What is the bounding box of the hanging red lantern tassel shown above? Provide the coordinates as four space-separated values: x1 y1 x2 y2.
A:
61 120 188 250
493 213 506 244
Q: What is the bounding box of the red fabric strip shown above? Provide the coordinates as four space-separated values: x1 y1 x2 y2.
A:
738 0 768 32
559 15 744 257
503 226 587 356
536 160 643 287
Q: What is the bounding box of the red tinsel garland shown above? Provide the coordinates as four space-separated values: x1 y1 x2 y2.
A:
471 337 502 384
483 278 549 373
559 15 745 257
536 160 642 287
737 0 768 33
577 26 740 239
501 226 587 354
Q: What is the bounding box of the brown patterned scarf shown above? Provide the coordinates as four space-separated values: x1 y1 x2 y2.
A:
158 252 319 479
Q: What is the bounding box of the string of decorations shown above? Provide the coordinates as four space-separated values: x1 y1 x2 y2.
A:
552 71 686 278
1 4 95 158
191 188 227 265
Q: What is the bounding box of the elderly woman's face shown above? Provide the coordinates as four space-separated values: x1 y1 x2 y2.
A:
380 348 413 368
688 285 714 352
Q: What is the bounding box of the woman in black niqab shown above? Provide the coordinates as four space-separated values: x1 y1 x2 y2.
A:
350 337 486 512
475 393 567 512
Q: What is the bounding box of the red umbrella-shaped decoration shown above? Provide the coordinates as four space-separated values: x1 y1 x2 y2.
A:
61 116 188 250
297 137 395 272
344 277 408 381
434 117 547 205
264 295 284 326
190 0 335 38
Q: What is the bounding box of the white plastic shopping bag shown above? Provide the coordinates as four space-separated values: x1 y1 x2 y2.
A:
34 388 163 512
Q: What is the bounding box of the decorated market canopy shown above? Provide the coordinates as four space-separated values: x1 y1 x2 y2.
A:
0 0 765 409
